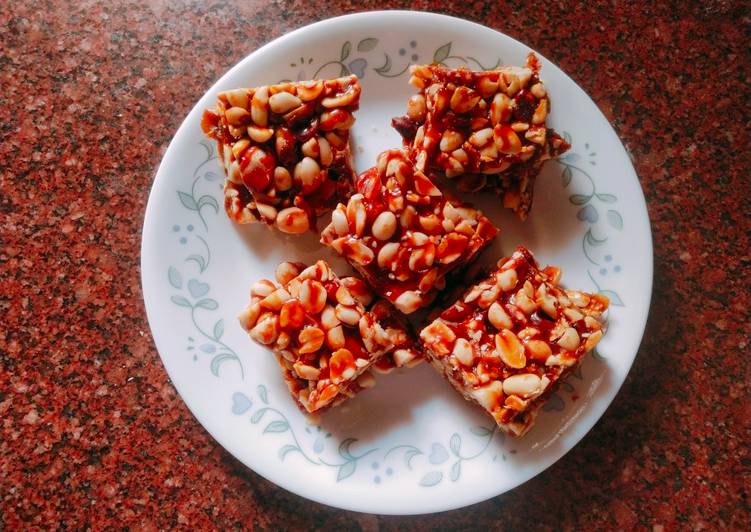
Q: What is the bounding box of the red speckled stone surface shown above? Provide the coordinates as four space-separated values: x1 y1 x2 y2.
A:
1 1 749 529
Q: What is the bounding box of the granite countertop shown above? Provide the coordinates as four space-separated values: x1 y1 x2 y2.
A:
1 1 749 528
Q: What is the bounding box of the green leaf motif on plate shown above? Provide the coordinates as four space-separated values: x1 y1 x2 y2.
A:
251 408 267 424
450 461 461 482
596 193 617 203
562 165 573 187
340 41 351 61
337 460 357 481
178 191 198 210
569 194 591 205
433 42 452 63
419 471 443 487
213 319 224 340
264 420 290 434
171 295 192 307
168 266 183 289
357 38 378 52
195 298 218 310
607 209 623 230
449 433 461 456
258 384 268 405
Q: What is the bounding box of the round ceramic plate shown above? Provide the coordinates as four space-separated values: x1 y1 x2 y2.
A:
142 11 652 515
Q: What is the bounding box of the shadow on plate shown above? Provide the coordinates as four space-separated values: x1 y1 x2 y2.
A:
318 363 456 441
312 348 611 460
503 352 613 462
232 216 352 274
455 162 583 264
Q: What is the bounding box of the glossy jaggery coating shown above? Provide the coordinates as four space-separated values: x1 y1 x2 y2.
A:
320 149 498 314
392 54 569 220
420 247 608 436
240 260 420 413
241 260 387 412
202 76 361 233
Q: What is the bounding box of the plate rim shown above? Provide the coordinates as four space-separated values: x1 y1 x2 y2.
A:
141 10 654 515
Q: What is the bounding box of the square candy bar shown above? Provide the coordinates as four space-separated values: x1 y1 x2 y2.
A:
392 54 569 219
419 247 608 436
321 149 498 314
240 260 417 413
201 76 361 233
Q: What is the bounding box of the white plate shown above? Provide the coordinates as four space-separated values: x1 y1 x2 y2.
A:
141 11 652 515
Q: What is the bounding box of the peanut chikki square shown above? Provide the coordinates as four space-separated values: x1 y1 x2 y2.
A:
320 149 498 314
239 260 418 413
419 247 608 436
392 54 570 220
201 76 361 234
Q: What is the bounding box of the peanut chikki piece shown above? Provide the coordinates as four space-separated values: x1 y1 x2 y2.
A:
392 54 570 220
239 260 417 413
201 76 361 233
276 263 422 371
320 149 498 314
419 247 608 436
